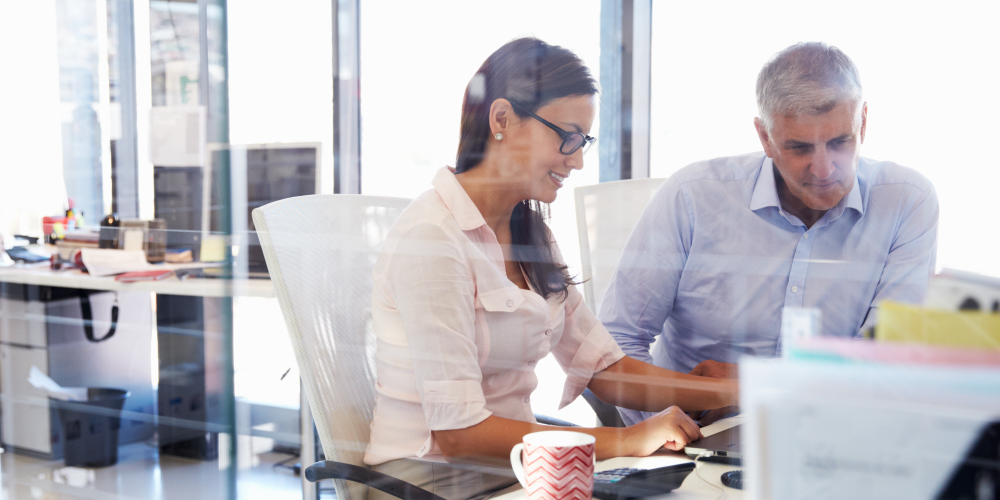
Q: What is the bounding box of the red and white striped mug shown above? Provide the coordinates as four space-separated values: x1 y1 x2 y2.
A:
510 431 595 500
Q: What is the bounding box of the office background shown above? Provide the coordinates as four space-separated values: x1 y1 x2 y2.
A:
0 0 998 499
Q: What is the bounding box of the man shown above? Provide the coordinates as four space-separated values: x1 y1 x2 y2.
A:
598 42 938 425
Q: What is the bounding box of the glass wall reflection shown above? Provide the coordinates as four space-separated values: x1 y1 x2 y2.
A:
1 0 243 498
1 1 997 499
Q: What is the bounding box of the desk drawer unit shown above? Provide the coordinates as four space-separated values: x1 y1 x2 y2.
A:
0 284 156 458
0 344 55 454
1 294 52 348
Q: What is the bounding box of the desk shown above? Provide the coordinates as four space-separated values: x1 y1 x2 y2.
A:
0 263 273 460
0 263 274 298
498 417 745 500
494 450 743 500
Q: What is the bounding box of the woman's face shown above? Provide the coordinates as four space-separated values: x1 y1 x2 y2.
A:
502 94 597 204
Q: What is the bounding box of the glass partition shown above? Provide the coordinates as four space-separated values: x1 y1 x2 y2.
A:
0 0 243 498
3 2 998 499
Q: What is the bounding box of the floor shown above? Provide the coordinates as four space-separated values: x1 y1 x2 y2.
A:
0 442 305 500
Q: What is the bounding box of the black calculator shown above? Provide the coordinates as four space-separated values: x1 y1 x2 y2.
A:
593 463 695 500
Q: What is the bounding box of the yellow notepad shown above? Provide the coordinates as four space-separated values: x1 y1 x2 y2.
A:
875 301 1000 350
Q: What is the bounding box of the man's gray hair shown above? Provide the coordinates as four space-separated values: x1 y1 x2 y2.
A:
756 42 863 131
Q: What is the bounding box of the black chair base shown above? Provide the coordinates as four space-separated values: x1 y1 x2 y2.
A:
305 461 445 500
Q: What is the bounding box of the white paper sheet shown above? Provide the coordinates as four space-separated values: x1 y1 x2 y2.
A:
701 414 744 437
149 105 205 167
741 359 1000 500
27 366 87 401
81 248 151 277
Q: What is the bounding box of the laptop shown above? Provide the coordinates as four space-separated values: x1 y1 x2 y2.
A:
684 424 743 462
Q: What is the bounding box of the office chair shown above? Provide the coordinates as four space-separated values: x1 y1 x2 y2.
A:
574 178 666 428
253 194 581 499
253 195 446 500
575 178 666 312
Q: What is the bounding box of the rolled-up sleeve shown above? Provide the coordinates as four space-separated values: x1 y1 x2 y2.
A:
385 222 491 430
551 283 625 410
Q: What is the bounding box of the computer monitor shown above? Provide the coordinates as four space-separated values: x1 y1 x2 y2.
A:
925 268 1000 312
232 143 321 278
158 143 320 279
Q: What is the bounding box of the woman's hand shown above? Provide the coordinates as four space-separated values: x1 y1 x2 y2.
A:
624 406 703 455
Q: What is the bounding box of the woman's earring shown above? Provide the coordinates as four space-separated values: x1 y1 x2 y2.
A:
494 133 503 141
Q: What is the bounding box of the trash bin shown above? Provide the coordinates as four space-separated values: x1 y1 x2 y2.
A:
51 388 130 467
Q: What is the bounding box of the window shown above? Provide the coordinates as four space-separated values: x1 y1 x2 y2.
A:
649 0 1000 276
228 0 335 410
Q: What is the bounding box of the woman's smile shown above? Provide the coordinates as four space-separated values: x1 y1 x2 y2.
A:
548 170 567 188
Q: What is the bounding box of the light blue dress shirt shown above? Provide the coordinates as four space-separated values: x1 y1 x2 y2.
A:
597 152 938 424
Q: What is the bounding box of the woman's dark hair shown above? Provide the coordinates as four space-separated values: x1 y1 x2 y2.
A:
455 37 598 300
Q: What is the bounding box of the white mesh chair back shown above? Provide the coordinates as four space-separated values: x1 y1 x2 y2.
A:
253 195 411 500
575 178 665 312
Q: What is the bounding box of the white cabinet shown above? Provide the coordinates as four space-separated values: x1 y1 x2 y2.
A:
0 344 52 454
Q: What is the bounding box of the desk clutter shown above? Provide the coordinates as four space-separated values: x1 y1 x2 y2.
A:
36 210 168 264
592 464 695 500
747 270 1000 500
1 209 240 283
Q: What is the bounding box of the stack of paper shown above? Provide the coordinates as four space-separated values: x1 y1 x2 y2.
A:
791 335 1000 367
80 249 152 277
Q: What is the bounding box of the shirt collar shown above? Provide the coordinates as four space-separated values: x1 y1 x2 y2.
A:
844 173 864 215
749 157 781 211
749 156 865 216
432 167 488 231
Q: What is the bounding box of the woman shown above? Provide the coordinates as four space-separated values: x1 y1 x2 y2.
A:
363 38 738 499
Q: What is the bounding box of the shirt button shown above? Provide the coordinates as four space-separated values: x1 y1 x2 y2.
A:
545 329 552 336
506 299 514 307
791 285 799 293
803 233 809 239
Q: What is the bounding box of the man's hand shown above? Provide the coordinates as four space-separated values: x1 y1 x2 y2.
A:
695 405 739 426
688 360 738 379
688 360 739 425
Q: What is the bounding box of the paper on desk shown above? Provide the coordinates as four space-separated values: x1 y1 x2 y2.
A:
701 414 744 437
741 358 1000 500
28 366 87 401
791 335 1000 367
81 248 151 277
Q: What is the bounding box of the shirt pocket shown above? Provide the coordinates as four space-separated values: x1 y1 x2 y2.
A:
475 286 525 312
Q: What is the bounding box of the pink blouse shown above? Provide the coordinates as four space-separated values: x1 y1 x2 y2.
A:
363 167 626 465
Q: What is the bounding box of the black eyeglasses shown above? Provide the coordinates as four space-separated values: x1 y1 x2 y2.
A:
508 100 596 155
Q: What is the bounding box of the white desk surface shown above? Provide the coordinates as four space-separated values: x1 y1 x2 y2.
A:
494 450 742 500
0 263 275 298
497 416 745 499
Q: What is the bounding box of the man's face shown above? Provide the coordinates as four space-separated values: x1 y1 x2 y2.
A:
754 101 867 211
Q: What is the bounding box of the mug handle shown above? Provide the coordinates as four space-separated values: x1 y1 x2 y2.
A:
510 443 528 489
